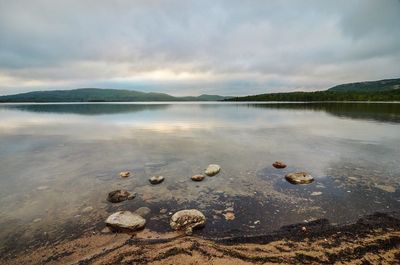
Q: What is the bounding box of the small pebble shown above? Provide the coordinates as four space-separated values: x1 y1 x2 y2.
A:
310 191 322 196
119 171 131 178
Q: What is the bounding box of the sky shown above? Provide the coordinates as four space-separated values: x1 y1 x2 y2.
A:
0 0 399 96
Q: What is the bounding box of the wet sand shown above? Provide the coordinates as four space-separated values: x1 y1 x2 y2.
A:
2 212 399 265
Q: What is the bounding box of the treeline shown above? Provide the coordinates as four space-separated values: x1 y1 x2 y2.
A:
225 89 400 102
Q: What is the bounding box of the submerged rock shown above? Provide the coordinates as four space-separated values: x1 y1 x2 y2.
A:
285 172 314 185
223 212 235 221
205 164 221 176
273 161 287 169
170 209 206 235
105 211 146 232
191 174 205 181
145 162 167 168
310 191 322 196
107 189 135 203
149 176 164 184
82 206 94 213
135 207 151 217
119 171 131 178
375 184 396 193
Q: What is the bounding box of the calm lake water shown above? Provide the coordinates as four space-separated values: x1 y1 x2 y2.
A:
0 102 400 252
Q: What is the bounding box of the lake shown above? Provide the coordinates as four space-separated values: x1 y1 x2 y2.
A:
0 102 399 253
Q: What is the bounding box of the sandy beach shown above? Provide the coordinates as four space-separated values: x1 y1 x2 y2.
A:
2 212 399 265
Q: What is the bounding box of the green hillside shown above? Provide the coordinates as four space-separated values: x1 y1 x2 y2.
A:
0 88 229 102
226 78 400 102
328 78 400 92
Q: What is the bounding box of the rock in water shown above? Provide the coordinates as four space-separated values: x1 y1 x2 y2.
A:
285 172 314 185
149 176 164 184
135 207 151 217
223 212 235 221
170 209 206 235
105 211 146 232
119 171 131 178
191 174 205 181
107 190 136 203
273 161 287 169
82 206 94 213
205 164 221 176
374 184 396 193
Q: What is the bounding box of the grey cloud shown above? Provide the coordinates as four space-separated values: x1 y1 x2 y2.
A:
0 0 399 96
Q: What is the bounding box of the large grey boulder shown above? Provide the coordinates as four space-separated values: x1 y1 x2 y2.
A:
105 211 146 231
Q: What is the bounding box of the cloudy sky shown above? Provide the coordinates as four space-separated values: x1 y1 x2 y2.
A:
0 0 399 96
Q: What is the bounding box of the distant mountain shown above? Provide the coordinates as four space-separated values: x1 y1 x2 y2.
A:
0 88 230 102
328 78 400 92
226 78 400 102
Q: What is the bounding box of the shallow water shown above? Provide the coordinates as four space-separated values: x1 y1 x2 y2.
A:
0 102 399 252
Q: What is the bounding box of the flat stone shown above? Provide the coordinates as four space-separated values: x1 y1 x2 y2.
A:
205 164 221 176
191 174 205 181
135 207 151 217
105 211 146 232
149 176 164 185
160 208 168 214
285 172 314 185
107 190 136 203
375 184 396 193
273 161 287 169
36 186 49 191
170 209 206 235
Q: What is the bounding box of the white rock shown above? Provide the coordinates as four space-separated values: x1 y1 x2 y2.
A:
205 164 221 176
105 211 146 231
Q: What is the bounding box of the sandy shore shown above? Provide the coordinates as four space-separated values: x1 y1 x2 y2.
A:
1 212 400 265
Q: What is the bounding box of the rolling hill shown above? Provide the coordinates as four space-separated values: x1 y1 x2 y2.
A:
0 88 230 102
328 78 400 92
226 78 400 102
